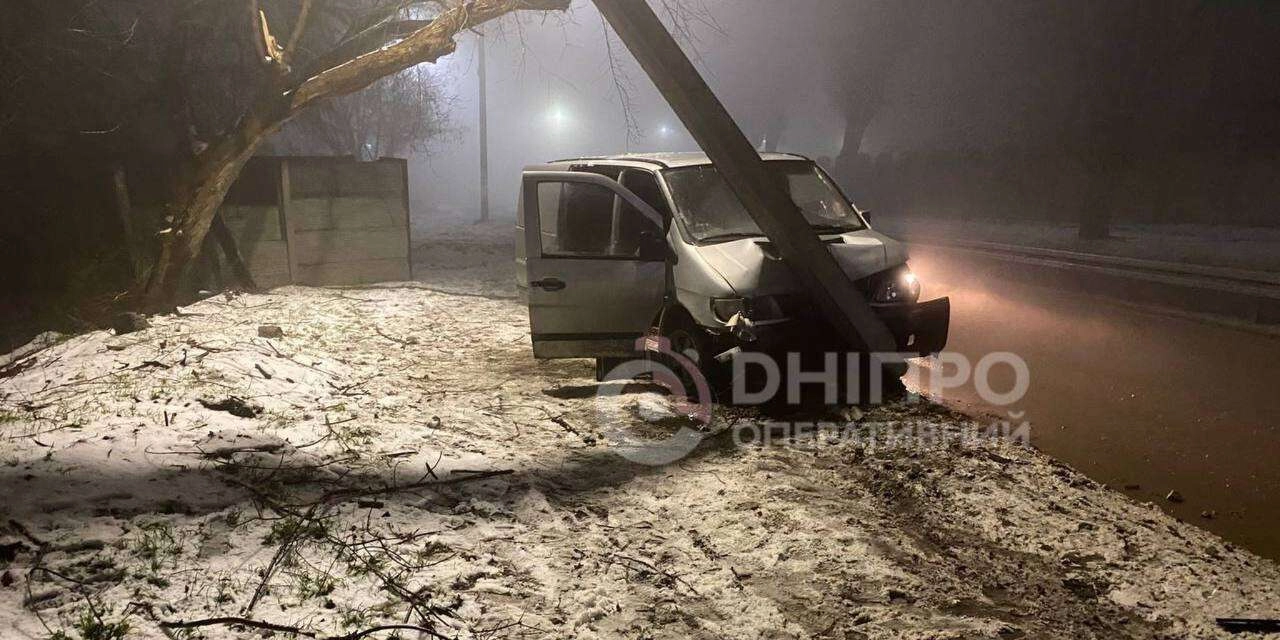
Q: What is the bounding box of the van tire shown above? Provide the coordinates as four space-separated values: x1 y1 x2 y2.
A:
595 357 628 382
660 309 723 401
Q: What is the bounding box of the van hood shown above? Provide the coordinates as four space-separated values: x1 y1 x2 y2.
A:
692 229 908 297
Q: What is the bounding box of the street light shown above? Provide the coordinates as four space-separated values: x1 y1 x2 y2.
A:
548 105 569 128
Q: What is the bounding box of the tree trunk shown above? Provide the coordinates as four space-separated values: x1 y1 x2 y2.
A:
199 232 223 292
139 111 280 310
132 0 570 311
1078 153 1121 240
111 164 139 281
210 211 259 291
833 116 874 200
1077 190 1113 239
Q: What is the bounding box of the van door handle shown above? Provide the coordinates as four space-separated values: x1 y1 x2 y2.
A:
531 277 566 291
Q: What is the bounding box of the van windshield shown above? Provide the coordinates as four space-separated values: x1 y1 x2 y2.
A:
663 160 865 243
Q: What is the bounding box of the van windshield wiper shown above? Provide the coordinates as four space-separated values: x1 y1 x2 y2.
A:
699 231 766 243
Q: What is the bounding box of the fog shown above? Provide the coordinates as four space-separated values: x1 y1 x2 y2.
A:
412 0 853 220
413 0 1280 232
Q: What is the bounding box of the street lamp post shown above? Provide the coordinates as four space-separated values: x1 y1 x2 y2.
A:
477 33 490 223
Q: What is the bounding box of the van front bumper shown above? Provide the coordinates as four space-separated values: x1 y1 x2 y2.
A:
874 297 950 355
715 297 950 356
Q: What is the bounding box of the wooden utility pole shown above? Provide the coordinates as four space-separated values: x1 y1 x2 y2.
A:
591 0 896 353
477 32 491 222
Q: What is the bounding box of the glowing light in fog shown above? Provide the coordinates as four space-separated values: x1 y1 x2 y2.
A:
548 105 568 128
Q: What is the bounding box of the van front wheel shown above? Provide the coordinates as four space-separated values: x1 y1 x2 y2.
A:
660 311 723 400
595 357 629 382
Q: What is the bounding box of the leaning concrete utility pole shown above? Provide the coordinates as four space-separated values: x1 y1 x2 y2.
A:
591 0 896 353
477 32 491 222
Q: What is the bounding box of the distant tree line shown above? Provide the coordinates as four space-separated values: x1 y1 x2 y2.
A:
812 0 1280 237
848 145 1280 229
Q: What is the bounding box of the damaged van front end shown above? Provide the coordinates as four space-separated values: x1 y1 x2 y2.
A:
675 229 950 360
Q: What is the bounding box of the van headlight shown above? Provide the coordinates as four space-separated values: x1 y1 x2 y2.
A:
872 268 921 304
711 297 746 322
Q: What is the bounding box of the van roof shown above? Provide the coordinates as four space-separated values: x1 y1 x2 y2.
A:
549 151 810 169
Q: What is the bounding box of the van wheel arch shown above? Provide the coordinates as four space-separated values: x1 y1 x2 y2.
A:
655 303 694 334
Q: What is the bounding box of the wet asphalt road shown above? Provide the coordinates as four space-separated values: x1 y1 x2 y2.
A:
903 246 1280 560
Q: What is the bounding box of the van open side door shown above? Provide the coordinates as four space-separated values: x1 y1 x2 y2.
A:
516 169 668 358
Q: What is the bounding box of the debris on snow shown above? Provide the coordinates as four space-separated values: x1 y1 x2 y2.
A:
197 396 263 418
196 430 289 459
257 324 284 339
111 311 149 335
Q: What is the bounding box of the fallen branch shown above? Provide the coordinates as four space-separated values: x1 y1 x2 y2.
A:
351 282 518 301
243 497 332 615
7 519 48 549
310 469 514 507
329 374 381 395
1216 618 1280 633
605 552 700 596
0 355 38 379
159 616 311 636
373 326 416 346
333 623 450 640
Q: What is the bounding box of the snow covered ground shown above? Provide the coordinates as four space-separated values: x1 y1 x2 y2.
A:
1 220 1278 639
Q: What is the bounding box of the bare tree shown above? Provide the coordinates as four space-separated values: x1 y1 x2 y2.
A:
826 1 923 197
268 65 453 158
132 0 569 309
1060 0 1206 239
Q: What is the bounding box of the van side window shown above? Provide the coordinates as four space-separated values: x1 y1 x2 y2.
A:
536 175 660 259
619 169 670 221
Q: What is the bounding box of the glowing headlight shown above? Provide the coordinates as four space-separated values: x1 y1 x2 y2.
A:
872 268 921 304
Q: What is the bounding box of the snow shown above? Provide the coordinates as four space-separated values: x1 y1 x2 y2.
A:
0 219 1277 639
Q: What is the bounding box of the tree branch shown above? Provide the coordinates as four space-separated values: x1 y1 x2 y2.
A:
300 19 436 82
281 0 314 67
249 0 283 65
333 624 450 640
289 0 569 111
159 616 313 636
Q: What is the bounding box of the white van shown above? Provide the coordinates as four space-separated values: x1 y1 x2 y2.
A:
515 152 949 385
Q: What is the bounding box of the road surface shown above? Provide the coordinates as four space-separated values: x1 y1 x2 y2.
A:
906 245 1280 559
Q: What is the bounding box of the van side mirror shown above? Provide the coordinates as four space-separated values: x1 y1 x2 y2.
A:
860 209 872 223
